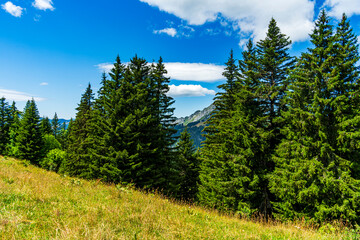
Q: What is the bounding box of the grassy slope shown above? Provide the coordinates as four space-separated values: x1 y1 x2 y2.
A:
0 156 352 239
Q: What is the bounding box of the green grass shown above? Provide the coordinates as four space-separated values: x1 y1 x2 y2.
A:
0 156 357 239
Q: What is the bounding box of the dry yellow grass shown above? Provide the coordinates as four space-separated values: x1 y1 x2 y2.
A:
0 156 355 239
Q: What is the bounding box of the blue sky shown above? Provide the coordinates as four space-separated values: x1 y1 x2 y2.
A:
0 0 360 119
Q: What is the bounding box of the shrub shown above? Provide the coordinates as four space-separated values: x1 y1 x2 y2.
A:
43 134 61 153
40 149 66 172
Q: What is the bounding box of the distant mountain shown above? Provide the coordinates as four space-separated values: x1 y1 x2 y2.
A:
55 105 215 148
174 104 215 149
58 119 71 128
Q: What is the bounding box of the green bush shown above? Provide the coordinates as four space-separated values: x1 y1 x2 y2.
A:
43 134 61 153
40 149 66 172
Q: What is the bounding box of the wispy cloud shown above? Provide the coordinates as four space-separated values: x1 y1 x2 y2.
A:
140 0 315 44
1 1 24 17
168 84 215 97
40 82 48 86
0 89 45 102
97 62 225 83
96 63 114 73
324 0 360 19
33 0 54 11
153 27 177 37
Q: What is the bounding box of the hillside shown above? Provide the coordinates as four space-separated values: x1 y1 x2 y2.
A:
0 156 351 239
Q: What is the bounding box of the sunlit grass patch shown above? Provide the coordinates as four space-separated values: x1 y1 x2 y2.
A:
0 156 356 239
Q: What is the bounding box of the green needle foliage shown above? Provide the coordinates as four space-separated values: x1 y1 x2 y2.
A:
177 127 200 201
15 99 44 164
0 97 11 155
62 83 95 178
269 11 360 223
62 55 178 193
6 101 21 157
51 112 61 139
1 13 360 225
199 18 294 217
40 117 52 135
198 50 240 211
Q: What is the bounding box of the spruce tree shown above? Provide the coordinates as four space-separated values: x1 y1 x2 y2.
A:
198 50 240 210
148 57 178 193
16 99 44 164
120 55 168 189
0 97 10 155
199 19 294 217
91 56 125 182
52 113 60 139
252 17 295 216
40 117 52 135
177 127 200 200
63 83 96 179
89 55 178 192
6 101 20 156
269 11 360 223
57 122 67 149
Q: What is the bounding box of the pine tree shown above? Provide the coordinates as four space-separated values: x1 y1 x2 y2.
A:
177 127 200 200
269 11 360 223
0 97 10 155
57 122 68 149
251 17 295 216
62 83 96 179
6 101 21 156
16 99 44 164
91 56 125 182
198 50 240 210
148 57 178 193
89 55 178 192
40 117 52 135
52 113 60 139
199 19 294 217
334 14 360 179
120 55 168 189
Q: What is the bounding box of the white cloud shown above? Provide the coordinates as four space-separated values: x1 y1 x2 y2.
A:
97 62 225 82
165 62 224 82
40 82 48 86
33 0 54 11
1 2 24 17
140 0 315 43
96 63 114 73
324 0 360 19
0 89 45 102
154 27 178 37
168 84 216 97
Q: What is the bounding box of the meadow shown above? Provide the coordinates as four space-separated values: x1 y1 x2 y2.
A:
0 156 357 239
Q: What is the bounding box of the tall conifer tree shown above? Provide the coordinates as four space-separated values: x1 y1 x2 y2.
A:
16 99 44 164
270 11 360 223
40 117 52 135
177 128 200 200
91 56 125 182
198 50 240 210
199 19 294 217
6 101 20 156
63 83 95 178
0 98 10 155
52 113 60 139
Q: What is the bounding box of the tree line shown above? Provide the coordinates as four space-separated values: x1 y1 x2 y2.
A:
0 10 359 224
200 10 360 224
0 56 199 200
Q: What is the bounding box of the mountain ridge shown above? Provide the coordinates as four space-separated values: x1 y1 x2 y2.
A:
174 104 214 148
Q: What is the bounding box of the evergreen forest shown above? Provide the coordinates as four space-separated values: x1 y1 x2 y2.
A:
1 10 360 225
